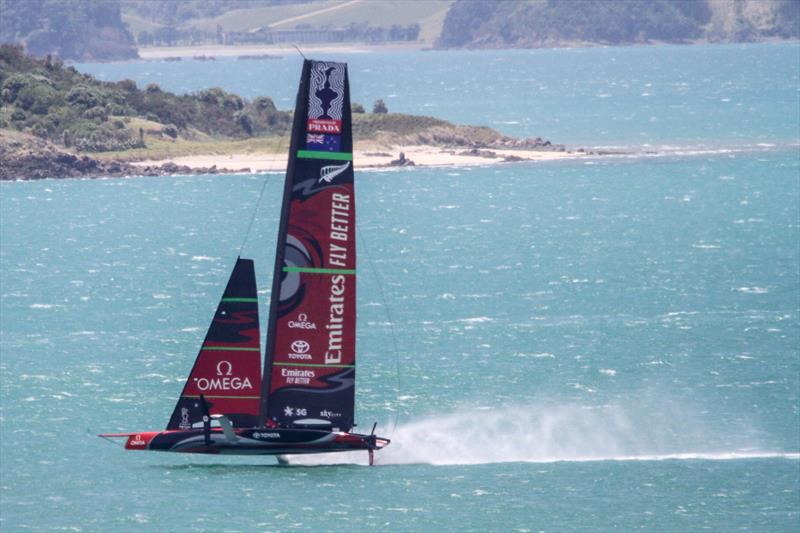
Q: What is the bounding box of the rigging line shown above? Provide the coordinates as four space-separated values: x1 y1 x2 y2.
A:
238 135 287 256
293 45 307 60
96 434 125 447
356 224 403 438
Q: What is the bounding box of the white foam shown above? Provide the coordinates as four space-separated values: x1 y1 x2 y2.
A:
289 403 792 467
736 286 769 294
513 352 555 359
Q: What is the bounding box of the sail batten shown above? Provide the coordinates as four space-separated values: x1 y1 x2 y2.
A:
259 60 356 431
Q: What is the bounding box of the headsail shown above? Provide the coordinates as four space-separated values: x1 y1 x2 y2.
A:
260 60 356 431
167 258 261 430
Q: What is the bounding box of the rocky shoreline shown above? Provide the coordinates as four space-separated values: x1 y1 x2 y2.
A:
0 131 240 180
0 129 580 181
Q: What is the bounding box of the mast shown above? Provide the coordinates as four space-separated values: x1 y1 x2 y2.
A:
259 61 310 427
259 60 356 431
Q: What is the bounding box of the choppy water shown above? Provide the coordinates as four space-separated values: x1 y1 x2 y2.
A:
2 43 799 531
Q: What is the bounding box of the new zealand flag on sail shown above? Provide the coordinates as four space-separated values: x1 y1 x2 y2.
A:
305 133 341 152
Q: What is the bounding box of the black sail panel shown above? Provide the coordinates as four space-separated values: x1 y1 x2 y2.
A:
260 60 356 431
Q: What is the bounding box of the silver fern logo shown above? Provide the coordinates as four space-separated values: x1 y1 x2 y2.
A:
319 161 351 183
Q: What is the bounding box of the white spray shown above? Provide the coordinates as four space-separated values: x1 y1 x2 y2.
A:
291 399 793 466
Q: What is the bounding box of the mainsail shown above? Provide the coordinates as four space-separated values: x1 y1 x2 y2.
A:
167 258 262 430
260 60 356 431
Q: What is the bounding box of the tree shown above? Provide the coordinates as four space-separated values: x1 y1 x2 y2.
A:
372 99 388 114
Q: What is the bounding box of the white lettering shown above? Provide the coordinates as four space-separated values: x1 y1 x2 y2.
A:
180 407 190 430
195 376 253 391
280 368 316 378
325 350 341 364
253 432 280 439
288 320 317 329
325 274 347 365
329 193 351 245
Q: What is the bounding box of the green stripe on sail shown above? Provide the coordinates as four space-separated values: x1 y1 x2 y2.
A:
182 394 260 399
273 362 354 369
201 346 260 352
283 266 355 275
297 150 352 161
221 297 258 302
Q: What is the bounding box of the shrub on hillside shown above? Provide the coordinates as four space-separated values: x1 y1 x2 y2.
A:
373 99 388 114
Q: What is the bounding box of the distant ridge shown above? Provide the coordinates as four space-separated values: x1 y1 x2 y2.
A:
0 0 138 61
436 0 800 49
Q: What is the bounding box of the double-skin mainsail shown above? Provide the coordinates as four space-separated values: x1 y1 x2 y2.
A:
260 60 356 432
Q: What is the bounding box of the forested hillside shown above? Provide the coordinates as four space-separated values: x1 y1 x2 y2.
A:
0 0 137 61
437 0 800 48
1 44 535 162
0 44 290 151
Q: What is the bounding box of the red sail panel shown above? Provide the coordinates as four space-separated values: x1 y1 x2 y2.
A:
268 182 356 385
260 60 356 431
167 258 262 430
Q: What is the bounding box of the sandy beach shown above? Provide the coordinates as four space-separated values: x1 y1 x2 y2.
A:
137 42 426 60
130 145 583 173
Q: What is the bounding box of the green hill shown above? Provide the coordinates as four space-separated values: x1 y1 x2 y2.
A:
123 0 452 47
0 0 137 61
0 44 290 152
1 44 542 171
436 0 800 48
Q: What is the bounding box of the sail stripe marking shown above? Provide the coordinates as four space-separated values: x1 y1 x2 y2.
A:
201 346 260 352
273 362 355 368
221 297 258 302
283 266 355 275
297 150 352 161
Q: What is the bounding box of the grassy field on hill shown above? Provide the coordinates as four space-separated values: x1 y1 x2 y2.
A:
185 0 342 32
124 0 453 46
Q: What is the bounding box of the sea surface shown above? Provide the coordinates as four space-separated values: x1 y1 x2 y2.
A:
2 43 799 531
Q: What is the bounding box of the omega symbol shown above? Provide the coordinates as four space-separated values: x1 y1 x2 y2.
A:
216 360 233 376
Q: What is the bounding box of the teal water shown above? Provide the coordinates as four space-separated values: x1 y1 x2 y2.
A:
2 44 799 531
78 43 800 148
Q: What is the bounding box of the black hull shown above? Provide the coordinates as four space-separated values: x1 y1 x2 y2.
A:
105 427 389 457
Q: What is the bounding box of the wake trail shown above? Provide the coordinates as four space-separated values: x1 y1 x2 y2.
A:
292 451 800 467
289 402 797 466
